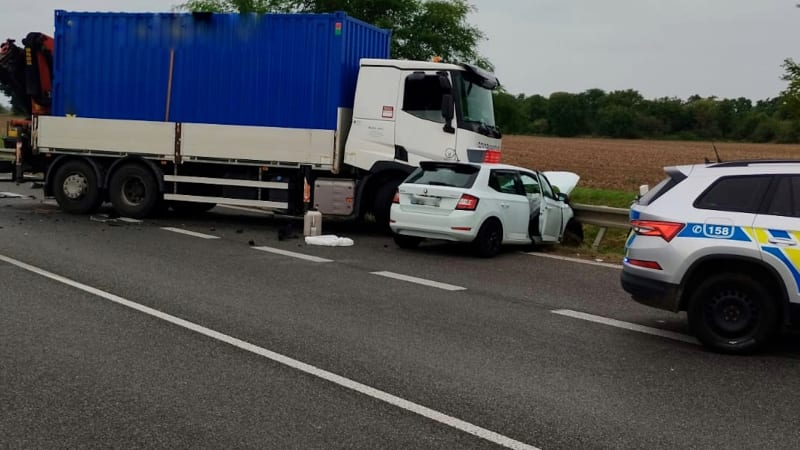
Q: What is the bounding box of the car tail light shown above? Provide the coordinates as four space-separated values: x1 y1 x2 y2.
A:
631 220 684 242
624 258 663 270
483 149 502 163
392 191 399 204
455 194 479 211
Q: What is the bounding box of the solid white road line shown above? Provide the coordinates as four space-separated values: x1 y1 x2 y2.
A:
118 217 143 224
252 246 333 263
552 309 699 345
371 271 466 292
0 253 537 450
161 227 220 240
525 252 622 270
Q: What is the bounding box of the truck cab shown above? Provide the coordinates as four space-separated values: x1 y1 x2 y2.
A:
345 59 501 172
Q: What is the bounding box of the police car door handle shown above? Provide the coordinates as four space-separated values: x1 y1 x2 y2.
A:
768 238 797 247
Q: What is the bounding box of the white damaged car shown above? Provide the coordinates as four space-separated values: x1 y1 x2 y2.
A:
390 159 581 257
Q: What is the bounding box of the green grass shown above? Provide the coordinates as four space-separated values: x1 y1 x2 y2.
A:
570 187 637 208
547 186 635 262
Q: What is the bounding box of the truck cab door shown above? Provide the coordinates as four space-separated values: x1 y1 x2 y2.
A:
394 71 458 165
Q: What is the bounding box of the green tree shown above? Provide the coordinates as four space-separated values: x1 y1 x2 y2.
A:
547 92 587 137
780 58 800 119
176 0 489 67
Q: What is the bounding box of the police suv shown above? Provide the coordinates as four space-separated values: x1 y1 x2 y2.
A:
622 160 800 354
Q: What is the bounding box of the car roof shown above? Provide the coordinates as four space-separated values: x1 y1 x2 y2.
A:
421 161 536 172
666 159 800 177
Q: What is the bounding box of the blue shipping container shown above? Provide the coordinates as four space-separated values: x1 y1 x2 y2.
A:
52 11 391 130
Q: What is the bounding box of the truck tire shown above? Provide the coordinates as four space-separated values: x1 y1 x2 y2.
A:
109 163 160 219
473 218 503 258
373 179 402 233
52 160 102 214
170 201 217 215
687 273 779 355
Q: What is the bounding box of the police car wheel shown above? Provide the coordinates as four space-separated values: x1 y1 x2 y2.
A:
688 273 779 355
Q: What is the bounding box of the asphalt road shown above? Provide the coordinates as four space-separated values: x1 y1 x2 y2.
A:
3 181 800 449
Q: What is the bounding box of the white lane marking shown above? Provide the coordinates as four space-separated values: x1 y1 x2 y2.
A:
161 227 220 240
118 217 143 224
0 253 537 450
525 252 622 270
552 309 699 345
42 199 58 206
371 271 466 292
252 246 333 263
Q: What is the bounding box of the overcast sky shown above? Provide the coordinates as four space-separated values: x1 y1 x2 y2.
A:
2 0 798 102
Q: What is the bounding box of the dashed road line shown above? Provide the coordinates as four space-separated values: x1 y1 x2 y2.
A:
525 252 622 270
0 253 537 450
371 271 466 291
161 227 220 240
118 217 143 223
552 309 699 345
252 246 333 263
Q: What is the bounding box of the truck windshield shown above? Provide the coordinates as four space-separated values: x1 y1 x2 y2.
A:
453 71 500 138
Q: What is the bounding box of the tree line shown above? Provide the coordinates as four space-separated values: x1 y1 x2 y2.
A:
494 59 800 144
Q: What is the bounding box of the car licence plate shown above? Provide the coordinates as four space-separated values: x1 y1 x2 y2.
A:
411 196 441 207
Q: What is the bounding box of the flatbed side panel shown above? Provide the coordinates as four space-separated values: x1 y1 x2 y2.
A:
181 123 335 167
36 116 175 156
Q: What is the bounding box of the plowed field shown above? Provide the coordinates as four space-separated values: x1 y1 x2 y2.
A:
502 135 800 191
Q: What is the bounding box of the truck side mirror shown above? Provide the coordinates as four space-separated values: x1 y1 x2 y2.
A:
441 94 455 134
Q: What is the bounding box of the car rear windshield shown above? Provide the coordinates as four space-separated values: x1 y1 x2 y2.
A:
637 169 687 206
405 163 480 188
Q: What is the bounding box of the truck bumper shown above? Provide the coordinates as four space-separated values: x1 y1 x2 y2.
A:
621 269 681 312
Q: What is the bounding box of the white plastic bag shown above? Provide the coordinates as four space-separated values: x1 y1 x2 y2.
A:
304 234 354 247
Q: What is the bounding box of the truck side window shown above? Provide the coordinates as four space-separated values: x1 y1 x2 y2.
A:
403 75 447 123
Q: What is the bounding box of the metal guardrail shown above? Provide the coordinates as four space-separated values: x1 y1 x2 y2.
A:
572 203 630 249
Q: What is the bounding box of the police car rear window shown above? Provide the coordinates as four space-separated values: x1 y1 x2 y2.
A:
694 175 772 213
637 169 686 206
406 163 480 188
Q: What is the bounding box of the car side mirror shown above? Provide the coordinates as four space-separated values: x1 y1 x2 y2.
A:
441 94 455 134
557 192 570 204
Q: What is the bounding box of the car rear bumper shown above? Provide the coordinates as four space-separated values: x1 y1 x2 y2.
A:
390 208 480 242
620 269 681 312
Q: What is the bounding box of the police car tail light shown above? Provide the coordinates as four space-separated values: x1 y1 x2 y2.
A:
455 194 479 211
483 149 502 163
624 258 663 270
631 220 684 242
392 191 400 204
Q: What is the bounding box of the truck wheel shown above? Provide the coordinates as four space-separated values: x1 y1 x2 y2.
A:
170 201 217 215
473 218 503 258
687 273 779 354
109 164 160 219
373 179 402 233
52 160 102 214
393 234 422 249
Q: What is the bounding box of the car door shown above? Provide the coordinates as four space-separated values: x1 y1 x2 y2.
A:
519 171 543 239
487 169 530 241
753 175 800 306
538 173 565 242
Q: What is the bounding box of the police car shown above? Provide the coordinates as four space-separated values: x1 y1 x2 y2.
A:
389 150 580 257
622 160 800 354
